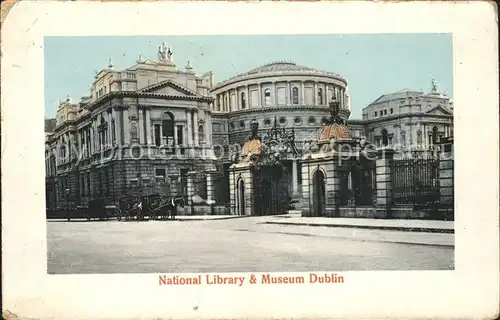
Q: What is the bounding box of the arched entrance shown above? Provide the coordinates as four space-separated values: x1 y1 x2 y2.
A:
237 178 245 216
312 169 326 216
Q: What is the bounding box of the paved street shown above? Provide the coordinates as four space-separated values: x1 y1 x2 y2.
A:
47 217 454 274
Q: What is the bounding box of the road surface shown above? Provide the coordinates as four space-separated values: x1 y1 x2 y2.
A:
47 216 454 274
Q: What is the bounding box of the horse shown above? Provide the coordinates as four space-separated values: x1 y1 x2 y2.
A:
164 197 185 220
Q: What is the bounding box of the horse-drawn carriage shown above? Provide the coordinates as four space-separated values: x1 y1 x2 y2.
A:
116 194 185 221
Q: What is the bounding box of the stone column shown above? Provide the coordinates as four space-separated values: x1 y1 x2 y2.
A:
272 82 277 106
375 148 395 218
292 159 299 197
193 111 199 146
123 109 130 145
173 122 179 155
206 169 217 215
115 108 122 145
258 83 262 107
186 171 195 215
326 85 330 102
245 86 249 108
439 140 454 217
145 108 152 145
186 110 193 153
138 107 145 144
287 82 291 105
89 119 94 154
313 82 318 105
301 82 305 105
324 161 340 217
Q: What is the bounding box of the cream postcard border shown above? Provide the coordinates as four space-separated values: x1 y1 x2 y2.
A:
2 1 499 319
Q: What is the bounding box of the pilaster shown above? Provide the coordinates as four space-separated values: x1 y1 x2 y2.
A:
375 148 395 218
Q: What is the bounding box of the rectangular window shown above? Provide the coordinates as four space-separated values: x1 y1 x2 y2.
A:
86 172 90 195
156 169 166 177
177 125 183 146
384 109 387 115
374 111 377 117
154 124 161 146
390 108 394 114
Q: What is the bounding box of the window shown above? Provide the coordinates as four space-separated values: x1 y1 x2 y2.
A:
198 124 205 143
390 108 394 114
417 130 423 145
401 133 406 147
264 89 271 106
241 92 246 109
318 88 323 105
239 121 245 129
374 111 377 117
292 87 299 104
80 174 85 196
154 124 161 146
111 119 116 144
176 125 183 146
264 118 271 127
381 129 389 146
279 117 287 125
86 172 90 195
308 116 316 125
162 113 175 146
156 169 166 177
384 109 387 115
432 126 439 145
294 117 302 125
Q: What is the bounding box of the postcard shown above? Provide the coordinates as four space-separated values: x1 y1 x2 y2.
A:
1 1 499 319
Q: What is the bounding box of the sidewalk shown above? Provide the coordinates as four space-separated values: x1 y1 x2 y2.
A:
264 215 454 234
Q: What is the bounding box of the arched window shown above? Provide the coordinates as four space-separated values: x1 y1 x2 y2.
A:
432 126 439 145
241 92 246 109
162 112 175 146
381 129 389 146
264 89 271 106
198 124 205 143
292 87 299 105
318 88 323 105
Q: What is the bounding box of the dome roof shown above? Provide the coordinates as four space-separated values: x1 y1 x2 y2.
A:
212 61 347 90
241 138 262 156
245 61 316 74
319 123 351 141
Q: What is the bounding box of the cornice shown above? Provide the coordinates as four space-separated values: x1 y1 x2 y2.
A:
211 72 348 92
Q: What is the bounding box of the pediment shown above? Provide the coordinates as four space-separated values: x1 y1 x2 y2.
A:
425 105 452 116
138 80 200 97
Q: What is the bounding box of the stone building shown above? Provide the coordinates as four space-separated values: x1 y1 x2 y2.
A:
356 80 454 156
45 49 454 216
45 43 217 211
210 61 351 202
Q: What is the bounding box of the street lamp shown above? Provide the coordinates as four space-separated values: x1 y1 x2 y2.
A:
65 188 71 221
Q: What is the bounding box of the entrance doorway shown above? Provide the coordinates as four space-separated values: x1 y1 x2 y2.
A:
312 169 326 216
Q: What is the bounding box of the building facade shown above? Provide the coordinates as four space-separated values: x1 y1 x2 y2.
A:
45 46 454 215
45 43 217 211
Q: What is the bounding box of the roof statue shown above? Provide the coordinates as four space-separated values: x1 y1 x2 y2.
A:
108 57 114 69
431 78 438 92
158 42 173 63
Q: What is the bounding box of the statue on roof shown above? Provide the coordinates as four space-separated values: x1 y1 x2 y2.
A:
158 43 167 61
431 78 439 92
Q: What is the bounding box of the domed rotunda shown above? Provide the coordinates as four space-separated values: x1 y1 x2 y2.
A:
210 61 351 153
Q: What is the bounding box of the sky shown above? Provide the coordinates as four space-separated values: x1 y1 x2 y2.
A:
44 34 453 119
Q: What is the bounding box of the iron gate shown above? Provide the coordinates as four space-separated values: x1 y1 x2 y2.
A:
252 165 290 216
338 160 377 206
391 153 440 210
